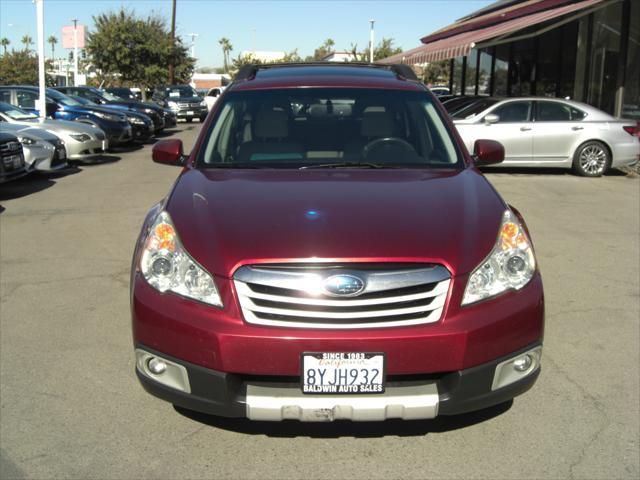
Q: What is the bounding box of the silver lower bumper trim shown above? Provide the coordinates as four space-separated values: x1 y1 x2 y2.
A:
246 383 439 422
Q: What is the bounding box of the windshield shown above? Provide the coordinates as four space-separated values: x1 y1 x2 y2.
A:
99 90 123 101
452 98 500 120
0 103 38 120
198 89 461 169
166 86 198 98
46 89 82 106
71 96 96 106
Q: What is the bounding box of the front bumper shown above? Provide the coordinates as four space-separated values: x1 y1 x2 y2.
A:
66 137 109 160
135 343 542 421
173 106 208 120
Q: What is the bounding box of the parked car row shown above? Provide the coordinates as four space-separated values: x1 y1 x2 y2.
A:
0 84 180 183
440 95 640 176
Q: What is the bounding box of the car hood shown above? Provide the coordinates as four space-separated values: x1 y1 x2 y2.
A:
165 168 507 278
0 123 58 142
110 100 161 111
63 104 125 118
5 118 101 135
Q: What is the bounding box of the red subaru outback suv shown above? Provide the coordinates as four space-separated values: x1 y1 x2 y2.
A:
131 63 544 422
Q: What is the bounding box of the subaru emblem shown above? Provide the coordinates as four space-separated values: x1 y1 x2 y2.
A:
323 275 365 297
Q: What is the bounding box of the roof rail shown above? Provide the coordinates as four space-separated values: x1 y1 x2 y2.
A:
233 62 419 82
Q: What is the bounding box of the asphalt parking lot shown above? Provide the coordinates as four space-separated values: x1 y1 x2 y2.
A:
1 123 638 480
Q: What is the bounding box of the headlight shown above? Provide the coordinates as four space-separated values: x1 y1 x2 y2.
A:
144 108 155 114
69 133 91 142
462 209 536 305
200 101 207 107
18 136 36 145
140 211 222 307
167 101 179 110
93 111 123 122
127 115 145 125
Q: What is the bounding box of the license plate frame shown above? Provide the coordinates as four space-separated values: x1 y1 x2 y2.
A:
186 110 194 116
301 352 386 395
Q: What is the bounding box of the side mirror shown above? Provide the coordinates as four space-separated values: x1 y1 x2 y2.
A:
484 113 499 125
473 139 504 166
152 139 184 166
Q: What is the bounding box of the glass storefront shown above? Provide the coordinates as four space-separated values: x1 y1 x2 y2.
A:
441 0 635 117
622 0 639 119
451 57 464 95
477 49 492 95
587 1 623 115
493 44 509 96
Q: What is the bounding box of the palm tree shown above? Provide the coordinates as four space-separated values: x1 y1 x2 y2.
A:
0 38 9 55
21 35 33 52
218 37 233 74
48 35 58 59
323 38 335 53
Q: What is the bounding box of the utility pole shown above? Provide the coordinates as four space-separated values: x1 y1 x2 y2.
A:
187 33 199 61
71 18 78 86
36 0 46 119
168 0 177 84
369 19 375 63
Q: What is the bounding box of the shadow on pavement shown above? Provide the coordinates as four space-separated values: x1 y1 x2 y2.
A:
71 154 122 166
0 174 57 201
481 166 629 177
156 129 179 138
174 400 512 438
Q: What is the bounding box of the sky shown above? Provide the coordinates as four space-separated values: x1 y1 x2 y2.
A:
0 0 495 68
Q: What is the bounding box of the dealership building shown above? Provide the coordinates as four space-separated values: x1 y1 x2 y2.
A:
381 0 639 118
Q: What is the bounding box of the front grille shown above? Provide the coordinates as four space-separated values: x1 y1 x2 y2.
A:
234 264 451 329
0 141 22 154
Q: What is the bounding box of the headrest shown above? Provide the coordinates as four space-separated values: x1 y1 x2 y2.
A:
361 109 394 137
254 108 288 139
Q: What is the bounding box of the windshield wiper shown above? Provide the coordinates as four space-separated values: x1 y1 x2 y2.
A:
299 162 400 170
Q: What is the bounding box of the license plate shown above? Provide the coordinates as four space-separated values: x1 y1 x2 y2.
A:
11 154 23 169
58 149 66 159
302 352 385 394
186 110 194 116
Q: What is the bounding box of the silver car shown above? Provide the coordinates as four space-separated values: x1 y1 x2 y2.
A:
0 123 68 172
453 97 639 176
0 102 109 161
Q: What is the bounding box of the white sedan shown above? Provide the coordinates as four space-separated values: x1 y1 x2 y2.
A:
453 97 639 176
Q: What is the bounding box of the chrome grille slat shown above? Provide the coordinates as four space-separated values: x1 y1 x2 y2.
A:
234 265 451 329
235 280 448 307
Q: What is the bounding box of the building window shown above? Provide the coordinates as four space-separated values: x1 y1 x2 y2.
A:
623 0 640 119
559 21 579 99
451 57 464 95
510 38 535 95
478 48 492 95
465 50 478 94
537 28 562 97
587 1 623 114
493 44 509 95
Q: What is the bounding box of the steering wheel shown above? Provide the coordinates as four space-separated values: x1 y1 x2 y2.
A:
362 137 416 159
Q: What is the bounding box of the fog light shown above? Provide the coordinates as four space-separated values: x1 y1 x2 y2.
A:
513 354 533 372
147 357 167 375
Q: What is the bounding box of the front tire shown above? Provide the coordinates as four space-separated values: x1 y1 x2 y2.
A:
573 141 610 177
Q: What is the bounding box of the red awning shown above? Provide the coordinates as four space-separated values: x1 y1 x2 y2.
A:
379 0 603 65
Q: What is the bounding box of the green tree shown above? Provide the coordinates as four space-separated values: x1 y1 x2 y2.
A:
86 8 194 94
218 37 233 74
47 35 58 59
305 38 336 61
0 38 10 55
372 38 402 62
21 35 33 52
0 50 53 85
421 60 450 85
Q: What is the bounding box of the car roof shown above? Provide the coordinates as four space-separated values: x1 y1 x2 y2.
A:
229 63 425 92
